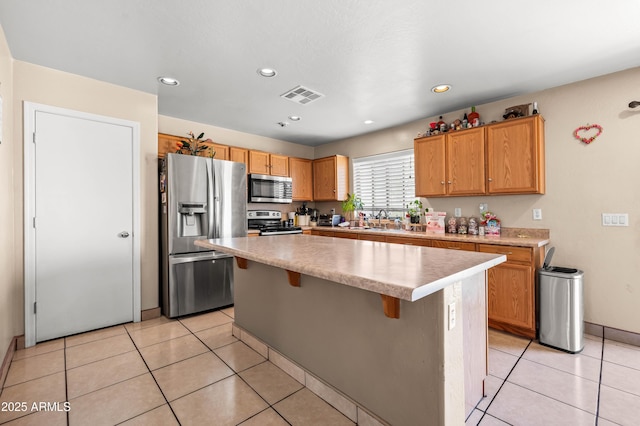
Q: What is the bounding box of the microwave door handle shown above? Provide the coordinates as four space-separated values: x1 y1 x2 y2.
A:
207 160 215 239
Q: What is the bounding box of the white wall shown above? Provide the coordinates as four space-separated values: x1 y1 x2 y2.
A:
11 61 159 330
0 22 17 358
316 67 640 333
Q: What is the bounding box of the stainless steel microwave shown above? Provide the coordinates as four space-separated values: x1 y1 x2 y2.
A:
248 174 293 203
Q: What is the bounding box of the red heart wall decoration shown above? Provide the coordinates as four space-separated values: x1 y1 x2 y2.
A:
573 124 603 145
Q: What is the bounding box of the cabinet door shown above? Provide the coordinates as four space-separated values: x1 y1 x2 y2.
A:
209 143 229 161
290 157 313 201
248 151 270 174
486 115 545 194
447 128 486 195
414 135 447 197
230 147 249 166
314 156 349 201
486 263 534 332
270 154 289 177
158 133 182 158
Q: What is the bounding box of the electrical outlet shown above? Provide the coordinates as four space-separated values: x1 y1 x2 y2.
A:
454 208 461 217
533 208 542 220
479 203 488 213
448 302 456 330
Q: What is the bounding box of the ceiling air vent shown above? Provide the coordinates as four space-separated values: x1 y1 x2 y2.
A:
280 85 325 105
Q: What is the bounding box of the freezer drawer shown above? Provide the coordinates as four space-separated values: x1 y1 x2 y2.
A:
165 252 233 318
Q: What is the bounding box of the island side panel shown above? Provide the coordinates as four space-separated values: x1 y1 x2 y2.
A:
462 272 488 417
233 261 467 426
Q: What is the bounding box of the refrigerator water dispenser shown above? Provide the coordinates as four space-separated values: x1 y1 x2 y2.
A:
178 202 207 237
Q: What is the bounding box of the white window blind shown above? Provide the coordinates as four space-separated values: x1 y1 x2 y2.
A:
352 149 415 217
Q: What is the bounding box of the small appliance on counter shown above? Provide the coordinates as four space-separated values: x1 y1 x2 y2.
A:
317 214 333 226
248 210 303 235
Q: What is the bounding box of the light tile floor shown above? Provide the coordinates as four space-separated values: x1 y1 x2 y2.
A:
1 309 639 425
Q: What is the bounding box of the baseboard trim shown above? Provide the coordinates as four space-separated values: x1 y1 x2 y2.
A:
585 321 640 347
1 336 19 390
141 307 161 322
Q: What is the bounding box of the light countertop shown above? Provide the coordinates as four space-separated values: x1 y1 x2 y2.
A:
196 235 506 302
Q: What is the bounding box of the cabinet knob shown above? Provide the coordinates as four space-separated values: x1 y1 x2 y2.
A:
440 181 445 185
488 178 493 182
447 180 452 185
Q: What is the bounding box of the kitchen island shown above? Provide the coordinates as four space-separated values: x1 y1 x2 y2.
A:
196 235 506 425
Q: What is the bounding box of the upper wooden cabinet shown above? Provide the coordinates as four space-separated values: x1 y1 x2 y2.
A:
313 155 349 201
158 133 228 160
248 150 289 176
414 115 545 197
415 127 485 197
230 147 249 166
289 157 314 201
486 115 545 195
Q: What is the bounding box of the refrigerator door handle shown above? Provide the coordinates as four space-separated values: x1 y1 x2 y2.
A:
207 159 215 239
169 252 231 265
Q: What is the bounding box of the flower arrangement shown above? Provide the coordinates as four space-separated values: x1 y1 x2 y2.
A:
176 131 216 157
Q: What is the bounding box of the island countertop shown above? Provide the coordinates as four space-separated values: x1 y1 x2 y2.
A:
196 234 505 302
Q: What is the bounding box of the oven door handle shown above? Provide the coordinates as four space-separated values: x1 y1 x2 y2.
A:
169 252 231 265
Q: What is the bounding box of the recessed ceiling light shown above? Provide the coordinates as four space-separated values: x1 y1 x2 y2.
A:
431 84 451 93
364 120 374 124
158 76 180 86
288 115 301 121
257 68 277 78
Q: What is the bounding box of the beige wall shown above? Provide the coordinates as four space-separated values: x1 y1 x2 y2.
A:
10 61 159 338
0 24 17 358
316 67 640 333
159 115 315 159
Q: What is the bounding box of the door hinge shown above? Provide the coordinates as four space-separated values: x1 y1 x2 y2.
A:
33 217 37 228
32 132 36 144
34 302 37 314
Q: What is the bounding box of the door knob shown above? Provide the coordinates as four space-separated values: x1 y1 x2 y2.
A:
119 231 130 238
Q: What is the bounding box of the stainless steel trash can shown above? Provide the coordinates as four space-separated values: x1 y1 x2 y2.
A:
538 247 584 353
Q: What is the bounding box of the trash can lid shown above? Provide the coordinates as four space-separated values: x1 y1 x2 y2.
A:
543 247 555 269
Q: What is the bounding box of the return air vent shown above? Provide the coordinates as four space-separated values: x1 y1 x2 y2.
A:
280 85 325 105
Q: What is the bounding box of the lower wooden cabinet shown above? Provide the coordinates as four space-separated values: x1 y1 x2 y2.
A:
431 240 476 251
478 244 543 339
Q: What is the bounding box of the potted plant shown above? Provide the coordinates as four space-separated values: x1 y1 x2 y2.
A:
406 199 423 224
176 131 216 157
342 193 364 224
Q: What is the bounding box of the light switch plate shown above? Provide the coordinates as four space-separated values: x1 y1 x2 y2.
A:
602 213 629 226
448 302 456 330
454 208 461 217
532 209 542 220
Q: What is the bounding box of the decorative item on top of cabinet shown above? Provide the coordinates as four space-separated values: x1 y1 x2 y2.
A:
313 155 349 201
248 150 289 176
414 127 486 197
157 133 229 160
289 157 314 201
486 115 545 194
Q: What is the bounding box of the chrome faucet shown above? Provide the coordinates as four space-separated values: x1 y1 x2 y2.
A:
377 209 389 227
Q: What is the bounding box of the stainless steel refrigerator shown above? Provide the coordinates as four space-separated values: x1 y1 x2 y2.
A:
160 153 247 318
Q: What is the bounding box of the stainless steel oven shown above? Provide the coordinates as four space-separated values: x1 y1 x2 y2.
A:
248 174 292 203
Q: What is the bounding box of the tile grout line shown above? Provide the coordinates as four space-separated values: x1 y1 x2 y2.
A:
476 339 533 425
122 325 181 425
594 333 605 425
181 318 296 425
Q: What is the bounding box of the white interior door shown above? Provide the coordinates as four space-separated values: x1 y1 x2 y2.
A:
24 103 140 344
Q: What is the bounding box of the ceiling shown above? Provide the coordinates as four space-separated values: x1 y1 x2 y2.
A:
1 1 639 146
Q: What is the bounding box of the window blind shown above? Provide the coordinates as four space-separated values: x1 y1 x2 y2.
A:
352 149 415 217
